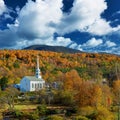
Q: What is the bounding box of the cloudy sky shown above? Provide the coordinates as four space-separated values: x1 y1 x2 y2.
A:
0 0 120 54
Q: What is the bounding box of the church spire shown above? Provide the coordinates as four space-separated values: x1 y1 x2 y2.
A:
37 55 39 69
36 56 41 79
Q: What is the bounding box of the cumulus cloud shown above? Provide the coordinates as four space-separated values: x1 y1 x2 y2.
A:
76 38 119 54
81 38 103 48
101 46 120 55
105 41 116 47
0 0 74 49
56 0 120 36
16 36 74 49
0 0 120 55
0 0 6 15
87 19 112 35
17 0 63 40
56 0 111 35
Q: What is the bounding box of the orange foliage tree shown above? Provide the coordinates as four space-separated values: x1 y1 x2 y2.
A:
75 82 103 107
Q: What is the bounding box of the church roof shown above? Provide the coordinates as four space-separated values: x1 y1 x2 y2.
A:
24 76 45 81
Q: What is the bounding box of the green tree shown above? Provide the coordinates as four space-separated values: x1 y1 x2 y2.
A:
13 61 20 68
0 76 8 90
0 87 19 109
54 90 75 106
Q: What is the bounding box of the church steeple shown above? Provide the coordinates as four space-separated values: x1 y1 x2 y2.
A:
36 56 41 79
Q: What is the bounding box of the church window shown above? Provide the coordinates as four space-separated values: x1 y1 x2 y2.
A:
32 83 34 88
38 83 39 88
40 83 42 88
36 83 38 88
35 83 37 88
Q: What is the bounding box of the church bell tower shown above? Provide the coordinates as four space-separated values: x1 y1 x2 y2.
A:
36 56 41 79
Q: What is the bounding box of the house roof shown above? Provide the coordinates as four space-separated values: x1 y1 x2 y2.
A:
24 76 45 82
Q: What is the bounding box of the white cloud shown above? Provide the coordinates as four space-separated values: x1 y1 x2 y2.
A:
112 10 120 16
0 0 75 49
16 36 74 49
17 0 63 39
113 25 120 33
56 0 120 36
105 41 116 47
53 37 73 46
4 14 13 20
101 46 120 55
56 0 111 35
82 38 103 48
87 19 112 35
116 11 120 14
0 0 120 55
69 43 78 49
0 0 6 15
16 6 20 12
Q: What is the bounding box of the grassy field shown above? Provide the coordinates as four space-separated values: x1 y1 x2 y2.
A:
14 104 39 111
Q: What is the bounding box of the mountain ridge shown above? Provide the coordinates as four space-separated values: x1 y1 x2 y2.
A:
24 45 81 54
24 45 120 56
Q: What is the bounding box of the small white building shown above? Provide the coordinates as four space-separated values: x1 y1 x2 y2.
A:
20 56 45 92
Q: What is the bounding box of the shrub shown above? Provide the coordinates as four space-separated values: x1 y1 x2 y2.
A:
74 115 89 120
78 106 95 116
13 110 23 118
94 106 115 120
45 115 64 120
65 107 78 116
20 111 39 120
46 109 60 115
65 109 72 116
37 104 47 115
28 112 39 120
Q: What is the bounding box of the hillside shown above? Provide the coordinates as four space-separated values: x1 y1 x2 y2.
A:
0 50 120 85
0 50 120 119
24 45 81 53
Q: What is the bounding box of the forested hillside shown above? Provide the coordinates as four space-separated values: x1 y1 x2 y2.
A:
0 50 120 85
1 50 120 119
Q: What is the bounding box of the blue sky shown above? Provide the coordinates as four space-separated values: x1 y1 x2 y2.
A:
0 0 120 54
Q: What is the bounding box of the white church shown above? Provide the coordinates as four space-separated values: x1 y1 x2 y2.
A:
20 56 45 92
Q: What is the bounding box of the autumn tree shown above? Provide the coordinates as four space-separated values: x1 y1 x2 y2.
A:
112 80 120 105
87 64 103 83
75 82 102 107
101 85 112 107
63 69 82 91
0 87 19 109
53 89 75 106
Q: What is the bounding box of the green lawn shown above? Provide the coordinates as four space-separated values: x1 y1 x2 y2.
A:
14 104 38 110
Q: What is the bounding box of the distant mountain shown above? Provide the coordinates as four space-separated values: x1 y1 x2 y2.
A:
24 45 81 53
